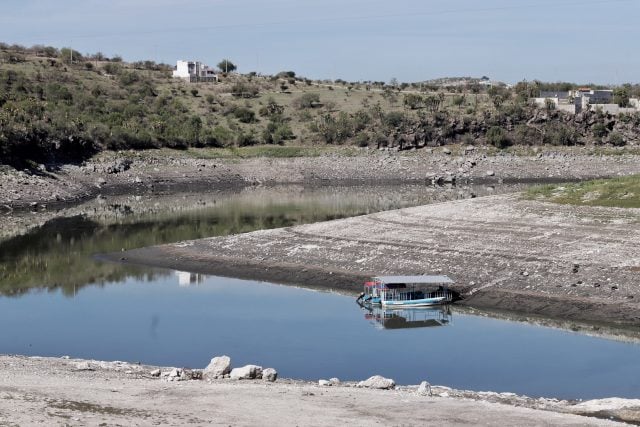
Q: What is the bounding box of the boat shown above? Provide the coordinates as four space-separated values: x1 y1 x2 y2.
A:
357 275 454 308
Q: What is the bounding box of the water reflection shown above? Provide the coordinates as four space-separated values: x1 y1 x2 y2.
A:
1 272 639 399
361 305 452 330
0 183 526 297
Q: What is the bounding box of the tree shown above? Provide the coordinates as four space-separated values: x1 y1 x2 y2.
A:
59 48 83 64
613 85 630 108
217 59 237 73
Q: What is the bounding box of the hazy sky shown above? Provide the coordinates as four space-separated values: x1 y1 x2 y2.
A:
1 0 639 84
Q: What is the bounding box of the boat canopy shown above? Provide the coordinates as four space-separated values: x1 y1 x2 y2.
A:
373 275 454 285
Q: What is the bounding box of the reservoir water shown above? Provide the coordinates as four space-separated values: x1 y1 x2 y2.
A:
1 184 639 399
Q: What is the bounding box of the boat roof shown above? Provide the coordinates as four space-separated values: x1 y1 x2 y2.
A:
373 275 454 285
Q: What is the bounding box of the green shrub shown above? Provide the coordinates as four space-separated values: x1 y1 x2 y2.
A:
233 107 257 123
486 126 511 148
292 93 321 109
592 123 608 138
383 111 405 128
543 123 579 146
609 132 625 146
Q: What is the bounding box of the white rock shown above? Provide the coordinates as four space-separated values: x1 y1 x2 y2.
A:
418 381 432 396
74 361 94 371
169 368 181 378
357 375 395 390
486 170 495 176
318 380 331 386
329 378 341 385
203 356 231 380
150 369 161 377
230 365 263 380
262 368 278 382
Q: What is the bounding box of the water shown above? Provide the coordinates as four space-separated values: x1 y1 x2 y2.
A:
1 273 639 400
1 183 639 400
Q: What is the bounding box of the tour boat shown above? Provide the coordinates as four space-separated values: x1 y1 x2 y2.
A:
357 275 454 308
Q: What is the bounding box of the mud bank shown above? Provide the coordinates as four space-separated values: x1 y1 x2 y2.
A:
113 193 640 328
0 355 637 426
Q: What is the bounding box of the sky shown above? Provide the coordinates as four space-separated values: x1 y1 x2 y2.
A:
1 0 639 84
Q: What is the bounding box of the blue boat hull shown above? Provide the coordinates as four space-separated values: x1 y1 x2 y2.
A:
381 296 447 308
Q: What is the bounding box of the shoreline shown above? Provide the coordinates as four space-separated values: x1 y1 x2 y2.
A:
0 354 637 426
2 146 640 212
108 192 640 330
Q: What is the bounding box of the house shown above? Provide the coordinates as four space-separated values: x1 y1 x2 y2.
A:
172 60 218 83
532 88 638 115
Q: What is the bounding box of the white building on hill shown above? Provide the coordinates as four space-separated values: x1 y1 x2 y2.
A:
172 60 218 82
532 88 639 115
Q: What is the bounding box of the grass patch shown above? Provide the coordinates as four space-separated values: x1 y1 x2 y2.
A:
525 175 640 208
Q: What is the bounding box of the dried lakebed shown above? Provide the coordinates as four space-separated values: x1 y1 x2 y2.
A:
117 193 640 329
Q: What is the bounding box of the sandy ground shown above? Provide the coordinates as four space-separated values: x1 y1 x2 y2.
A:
0 355 637 426
115 193 640 328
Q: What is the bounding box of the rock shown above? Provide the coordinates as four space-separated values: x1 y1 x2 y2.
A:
357 375 395 390
418 381 432 396
486 170 495 177
318 379 331 386
329 377 341 385
107 159 133 174
169 368 181 378
150 369 161 377
203 355 231 380
230 364 263 380
96 178 107 188
74 361 94 371
262 368 277 382
442 147 452 155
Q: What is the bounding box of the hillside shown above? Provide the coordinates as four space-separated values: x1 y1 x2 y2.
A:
1 44 640 168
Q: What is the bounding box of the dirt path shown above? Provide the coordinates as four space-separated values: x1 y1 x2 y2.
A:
0 355 635 426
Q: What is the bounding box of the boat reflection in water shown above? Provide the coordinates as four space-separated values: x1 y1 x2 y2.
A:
360 304 452 330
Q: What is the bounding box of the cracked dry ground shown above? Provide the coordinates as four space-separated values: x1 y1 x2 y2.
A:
126 193 640 326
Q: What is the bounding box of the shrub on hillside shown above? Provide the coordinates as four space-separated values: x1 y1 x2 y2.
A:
486 126 511 149
292 93 321 109
233 107 257 123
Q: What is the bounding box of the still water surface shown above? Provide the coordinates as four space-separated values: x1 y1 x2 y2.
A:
1 274 639 400
1 184 639 399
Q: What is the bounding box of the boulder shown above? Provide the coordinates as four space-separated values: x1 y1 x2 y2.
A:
329 378 341 386
150 369 161 377
74 361 94 371
318 379 331 386
262 368 278 382
230 365 263 380
486 170 495 177
357 375 395 390
418 381 432 396
203 356 231 380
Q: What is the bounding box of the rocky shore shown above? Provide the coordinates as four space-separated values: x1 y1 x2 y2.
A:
1 146 639 212
1 354 637 426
